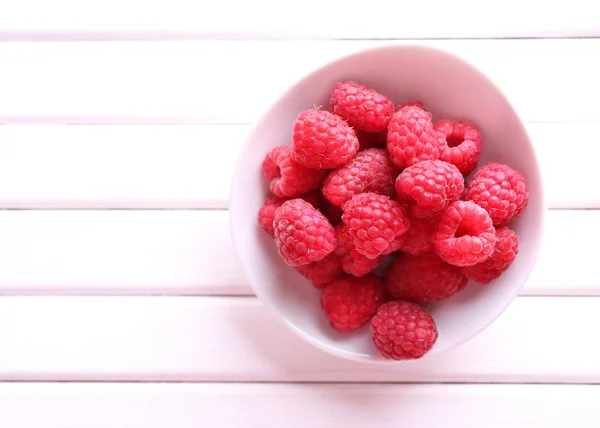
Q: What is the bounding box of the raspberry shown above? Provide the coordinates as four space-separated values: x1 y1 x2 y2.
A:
433 200 496 267
296 253 343 289
291 109 359 169
461 225 519 283
257 192 320 237
257 196 286 237
334 225 382 277
341 193 410 259
397 214 439 255
385 252 468 304
329 80 394 133
395 160 464 219
322 148 399 208
386 105 440 169
395 100 424 112
466 162 529 226
321 274 385 333
273 199 336 267
262 146 325 198
356 130 387 150
371 301 438 360
435 120 483 176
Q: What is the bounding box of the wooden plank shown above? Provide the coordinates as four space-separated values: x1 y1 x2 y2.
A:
0 123 595 209
2 383 600 428
0 210 246 295
0 40 598 123
0 296 597 382
532 122 600 209
0 0 597 40
0 125 245 209
0 210 589 296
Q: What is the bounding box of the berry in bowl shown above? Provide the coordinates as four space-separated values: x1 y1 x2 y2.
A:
230 44 545 362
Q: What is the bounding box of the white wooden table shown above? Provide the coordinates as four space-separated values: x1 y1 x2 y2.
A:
1 2 599 426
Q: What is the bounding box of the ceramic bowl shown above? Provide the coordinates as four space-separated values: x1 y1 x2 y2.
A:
230 44 545 363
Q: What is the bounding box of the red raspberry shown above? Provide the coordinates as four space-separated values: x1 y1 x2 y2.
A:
273 199 336 267
386 105 440 169
395 160 464 219
296 253 343 289
257 196 286 237
291 109 359 169
257 192 320 237
329 80 394 133
435 120 483 176
341 193 410 259
322 148 399 208
262 146 325 198
385 252 468 304
321 274 385 333
466 162 529 226
461 225 519 283
334 225 382 277
395 100 424 112
433 200 496 267
356 130 387 150
397 214 439 255
371 301 438 360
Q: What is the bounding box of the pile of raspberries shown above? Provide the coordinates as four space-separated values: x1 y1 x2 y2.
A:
257 80 528 360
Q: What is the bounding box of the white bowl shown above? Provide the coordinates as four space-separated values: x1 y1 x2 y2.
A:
229 44 545 363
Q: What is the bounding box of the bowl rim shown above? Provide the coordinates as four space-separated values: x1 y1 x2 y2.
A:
229 42 547 364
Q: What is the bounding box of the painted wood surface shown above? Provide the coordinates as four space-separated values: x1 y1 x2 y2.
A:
0 10 597 427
